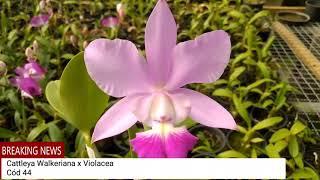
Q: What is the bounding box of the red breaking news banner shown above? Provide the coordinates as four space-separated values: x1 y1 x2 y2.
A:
0 142 64 178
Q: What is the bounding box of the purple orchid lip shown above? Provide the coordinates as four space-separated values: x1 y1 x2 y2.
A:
130 124 198 158
85 0 237 158
30 14 50 27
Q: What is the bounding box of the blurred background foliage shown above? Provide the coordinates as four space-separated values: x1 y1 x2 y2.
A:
0 0 319 178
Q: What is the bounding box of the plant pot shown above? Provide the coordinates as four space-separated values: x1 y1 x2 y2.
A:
267 0 284 6
282 0 306 6
276 11 310 25
305 0 320 21
250 107 289 132
189 125 227 157
244 0 266 10
226 130 244 150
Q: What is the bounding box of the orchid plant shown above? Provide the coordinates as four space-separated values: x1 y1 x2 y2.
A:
85 0 236 158
1 0 319 177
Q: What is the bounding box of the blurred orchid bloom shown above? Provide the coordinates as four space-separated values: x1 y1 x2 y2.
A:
11 61 45 98
101 3 125 28
11 77 42 99
15 61 46 81
116 3 125 21
85 0 236 158
25 47 34 58
100 16 119 28
39 0 46 11
30 14 50 27
0 61 6 76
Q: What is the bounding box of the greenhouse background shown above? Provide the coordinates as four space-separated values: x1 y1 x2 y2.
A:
0 0 319 178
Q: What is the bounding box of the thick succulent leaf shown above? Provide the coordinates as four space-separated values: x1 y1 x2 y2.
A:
45 80 66 119
59 52 109 131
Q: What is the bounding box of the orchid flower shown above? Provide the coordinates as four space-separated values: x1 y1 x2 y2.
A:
101 3 125 28
100 16 120 28
30 14 50 27
11 77 42 98
11 61 45 98
15 61 46 81
116 3 125 21
0 61 6 76
85 0 236 158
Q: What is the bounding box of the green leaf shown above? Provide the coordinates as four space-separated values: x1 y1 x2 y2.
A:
250 137 264 143
252 117 283 131
248 10 270 24
59 52 109 131
0 127 19 138
27 123 48 142
266 144 280 158
251 148 257 158
179 118 197 128
288 136 299 158
262 99 273 108
229 66 246 82
48 123 64 142
45 80 66 118
246 79 273 91
293 153 304 169
269 128 290 143
237 125 248 134
274 140 288 152
7 90 22 114
290 121 306 135
262 36 275 58
231 51 251 67
274 83 288 110
1 11 8 35
61 53 74 60
257 61 270 78
217 150 247 158
289 168 319 180
233 94 251 127
212 88 233 98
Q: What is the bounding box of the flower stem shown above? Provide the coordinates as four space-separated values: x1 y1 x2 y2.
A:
82 130 100 158
21 95 27 133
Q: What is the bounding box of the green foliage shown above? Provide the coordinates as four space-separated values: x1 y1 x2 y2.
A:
58 52 109 132
0 1 318 177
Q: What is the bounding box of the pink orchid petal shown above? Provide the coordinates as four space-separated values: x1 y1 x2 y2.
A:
30 14 50 27
165 127 198 158
165 30 231 89
14 61 46 80
92 94 149 142
178 88 237 130
11 77 42 98
84 39 152 97
166 91 191 124
130 124 197 158
145 0 177 85
132 94 154 123
24 61 46 80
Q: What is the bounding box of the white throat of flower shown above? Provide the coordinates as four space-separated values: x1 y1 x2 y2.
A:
149 93 175 123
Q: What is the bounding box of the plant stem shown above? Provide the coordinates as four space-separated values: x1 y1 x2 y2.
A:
82 130 100 158
21 95 27 133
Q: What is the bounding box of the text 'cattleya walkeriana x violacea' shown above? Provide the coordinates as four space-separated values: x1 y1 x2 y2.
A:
84 0 237 158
